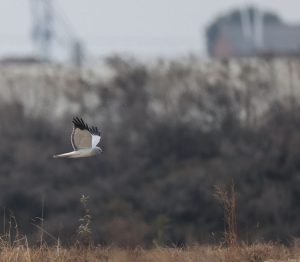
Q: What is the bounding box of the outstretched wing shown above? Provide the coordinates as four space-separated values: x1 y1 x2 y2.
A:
71 117 93 150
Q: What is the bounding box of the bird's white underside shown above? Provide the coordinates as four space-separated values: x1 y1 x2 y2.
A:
92 134 101 148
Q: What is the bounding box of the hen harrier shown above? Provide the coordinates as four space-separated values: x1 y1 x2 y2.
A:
53 117 102 158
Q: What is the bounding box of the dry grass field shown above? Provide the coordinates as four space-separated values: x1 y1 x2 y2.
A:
0 243 298 262
0 181 296 261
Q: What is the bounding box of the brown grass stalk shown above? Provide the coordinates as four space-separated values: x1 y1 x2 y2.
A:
214 180 238 248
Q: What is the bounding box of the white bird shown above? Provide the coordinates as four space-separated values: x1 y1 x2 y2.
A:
53 117 102 158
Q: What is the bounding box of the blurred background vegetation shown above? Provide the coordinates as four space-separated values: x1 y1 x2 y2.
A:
0 56 300 246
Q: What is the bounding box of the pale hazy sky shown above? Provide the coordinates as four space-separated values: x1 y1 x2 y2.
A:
0 0 299 59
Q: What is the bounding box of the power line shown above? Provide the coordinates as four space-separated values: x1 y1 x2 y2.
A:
31 0 53 61
30 0 84 65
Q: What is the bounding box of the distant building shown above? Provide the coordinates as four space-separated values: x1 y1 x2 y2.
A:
207 7 300 59
211 24 300 59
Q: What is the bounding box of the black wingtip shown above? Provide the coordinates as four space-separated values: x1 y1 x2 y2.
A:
72 117 101 135
89 125 101 136
72 116 100 136
72 116 89 130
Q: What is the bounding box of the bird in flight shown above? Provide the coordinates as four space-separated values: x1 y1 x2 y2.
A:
53 117 102 158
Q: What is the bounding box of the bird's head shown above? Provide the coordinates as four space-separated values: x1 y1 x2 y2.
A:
95 147 102 154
